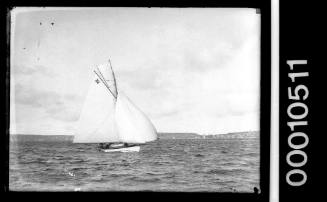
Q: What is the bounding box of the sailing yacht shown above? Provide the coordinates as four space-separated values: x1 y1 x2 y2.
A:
73 60 158 152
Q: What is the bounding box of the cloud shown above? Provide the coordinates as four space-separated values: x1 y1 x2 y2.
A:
15 83 61 107
11 63 85 124
12 64 56 77
11 8 260 135
14 83 82 122
116 68 160 90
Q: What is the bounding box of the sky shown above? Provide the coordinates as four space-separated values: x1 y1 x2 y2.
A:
10 7 261 135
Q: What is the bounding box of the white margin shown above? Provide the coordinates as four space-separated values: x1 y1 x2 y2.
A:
9 9 17 135
270 0 279 201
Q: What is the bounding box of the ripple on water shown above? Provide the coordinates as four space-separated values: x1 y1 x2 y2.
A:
10 138 260 192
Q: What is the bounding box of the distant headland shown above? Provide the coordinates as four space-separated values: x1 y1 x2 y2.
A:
10 131 259 143
159 131 259 139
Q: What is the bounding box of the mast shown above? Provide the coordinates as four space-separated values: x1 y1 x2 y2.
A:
108 59 118 97
74 60 157 144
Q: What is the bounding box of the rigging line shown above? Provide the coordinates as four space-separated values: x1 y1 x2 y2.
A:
108 59 118 96
94 69 116 99
93 70 116 99
96 67 110 88
94 69 112 94
96 67 117 99
96 67 115 90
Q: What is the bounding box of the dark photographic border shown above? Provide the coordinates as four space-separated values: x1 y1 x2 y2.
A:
2 1 271 201
279 1 320 202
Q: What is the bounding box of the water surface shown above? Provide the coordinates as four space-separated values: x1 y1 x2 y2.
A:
9 138 260 192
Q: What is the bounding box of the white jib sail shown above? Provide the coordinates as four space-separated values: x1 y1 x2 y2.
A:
115 91 158 144
73 73 119 143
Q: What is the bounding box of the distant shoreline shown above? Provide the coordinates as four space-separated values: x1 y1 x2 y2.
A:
10 131 259 142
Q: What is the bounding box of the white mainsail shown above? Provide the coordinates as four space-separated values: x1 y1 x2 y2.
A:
73 61 157 144
73 74 119 143
115 91 157 144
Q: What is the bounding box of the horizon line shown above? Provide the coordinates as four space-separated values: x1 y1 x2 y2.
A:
10 130 259 136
